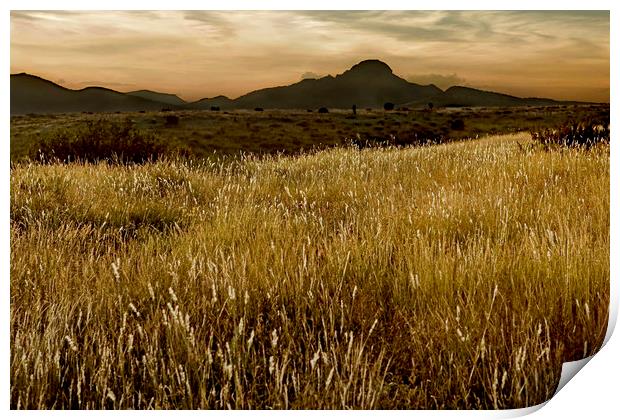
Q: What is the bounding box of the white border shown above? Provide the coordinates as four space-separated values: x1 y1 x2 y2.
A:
3 1 616 418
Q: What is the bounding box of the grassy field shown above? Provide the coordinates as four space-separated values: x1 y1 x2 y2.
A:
10 133 609 409
10 104 610 161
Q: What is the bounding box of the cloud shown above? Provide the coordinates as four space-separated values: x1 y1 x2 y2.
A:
407 73 467 89
301 72 323 80
297 11 466 43
79 80 136 88
182 11 236 38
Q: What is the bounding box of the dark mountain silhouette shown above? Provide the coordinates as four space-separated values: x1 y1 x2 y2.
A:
10 73 175 115
233 60 442 109
126 89 187 106
410 86 561 108
190 95 235 110
11 60 589 115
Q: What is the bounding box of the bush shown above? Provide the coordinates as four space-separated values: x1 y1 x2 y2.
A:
531 120 610 149
165 115 179 126
383 102 395 111
30 119 182 164
254 107 264 112
210 106 220 111
318 107 329 113
450 119 465 130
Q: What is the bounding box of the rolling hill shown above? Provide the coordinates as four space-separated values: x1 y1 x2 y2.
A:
10 74 175 115
410 86 560 108
190 95 235 110
126 89 187 106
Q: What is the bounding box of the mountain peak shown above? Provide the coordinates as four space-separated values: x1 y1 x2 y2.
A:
346 60 393 76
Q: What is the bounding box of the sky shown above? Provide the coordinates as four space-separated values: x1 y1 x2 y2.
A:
10 10 610 102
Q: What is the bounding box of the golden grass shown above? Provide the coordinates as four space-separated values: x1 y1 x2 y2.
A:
10 133 609 409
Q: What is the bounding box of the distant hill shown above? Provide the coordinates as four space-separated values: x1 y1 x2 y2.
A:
10 73 175 115
190 95 235 110
11 60 590 115
412 86 561 108
126 89 187 106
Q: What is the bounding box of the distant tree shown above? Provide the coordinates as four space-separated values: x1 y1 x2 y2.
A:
383 102 395 111
318 107 329 113
307 109 313 112
161 108 172 112
254 107 264 112
352 104 357 115
210 106 220 111
428 102 434 111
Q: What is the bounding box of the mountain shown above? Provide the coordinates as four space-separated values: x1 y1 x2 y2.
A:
11 60 585 115
190 95 235 110
413 86 561 108
126 89 187 106
232 60 443 109
10 73 175 115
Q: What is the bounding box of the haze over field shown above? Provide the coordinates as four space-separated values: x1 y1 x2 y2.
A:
10 10 610 102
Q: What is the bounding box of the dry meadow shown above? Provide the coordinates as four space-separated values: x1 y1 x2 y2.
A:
10 133 609 409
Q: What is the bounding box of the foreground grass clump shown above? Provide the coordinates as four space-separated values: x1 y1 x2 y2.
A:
10 134 609 409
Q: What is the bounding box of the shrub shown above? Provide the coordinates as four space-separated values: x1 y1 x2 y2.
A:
318 107 329 113
254 107 264 112
210 106 220 111
450 119 465 130
30 119 182 164
383 102 395 111
531 120 610 149
165 115 179 126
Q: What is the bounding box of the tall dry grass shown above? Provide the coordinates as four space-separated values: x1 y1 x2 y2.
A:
10 133 609 409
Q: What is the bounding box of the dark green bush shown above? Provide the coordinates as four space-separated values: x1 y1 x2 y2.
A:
450 119 465 130
30 119 182 164
531 120 610 149
165 115 180 126
383 102 395 111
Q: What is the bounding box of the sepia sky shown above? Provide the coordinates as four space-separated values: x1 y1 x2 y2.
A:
10 10 610 102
